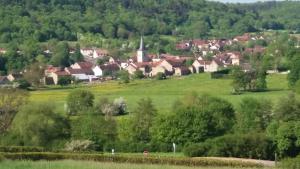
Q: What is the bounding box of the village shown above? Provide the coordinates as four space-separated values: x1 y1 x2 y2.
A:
0 33 268 86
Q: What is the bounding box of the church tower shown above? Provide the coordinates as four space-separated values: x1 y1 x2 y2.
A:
137 36 147 63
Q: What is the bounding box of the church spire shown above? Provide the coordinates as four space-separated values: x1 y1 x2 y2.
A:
139 36 144 51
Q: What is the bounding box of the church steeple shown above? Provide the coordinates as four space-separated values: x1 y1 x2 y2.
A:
139 36 144 51
137 36 147 63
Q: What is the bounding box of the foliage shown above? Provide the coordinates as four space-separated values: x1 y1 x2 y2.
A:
273 93 300 122
1 152 263 168
133 70 144 79
0 89 29 134
288 53 300 87
267 121 300 158
10 102 70 148
129 98 157 143
64 140 97 152
0 154 3 161
278 156 300 169
58 76 73 86
0 146 44 153
66 90 94 115
95 97 127 116
183 133 275 160
230 66 267 93
71 113 117 151
117 70 130 84
235 97 272 133
155 72 166 80
50 42 70 67
15 79 31 89
151 94 235 145
23 62 45 87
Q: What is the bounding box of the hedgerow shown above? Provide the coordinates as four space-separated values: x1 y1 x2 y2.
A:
0 146 44 153
1 152 263 168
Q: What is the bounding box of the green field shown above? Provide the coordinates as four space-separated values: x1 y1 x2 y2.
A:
0 160 272 169
30 73 290 114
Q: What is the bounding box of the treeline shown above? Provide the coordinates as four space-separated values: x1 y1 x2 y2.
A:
0 0 299 44
1 89 300 160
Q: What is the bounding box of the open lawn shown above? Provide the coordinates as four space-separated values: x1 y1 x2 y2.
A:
30 73 290 114
0 160 273 169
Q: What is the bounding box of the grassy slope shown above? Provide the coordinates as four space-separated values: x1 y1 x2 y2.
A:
30 73 290 114
0 160 270 169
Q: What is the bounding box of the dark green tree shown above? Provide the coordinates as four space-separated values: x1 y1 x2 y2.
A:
66 90 95 116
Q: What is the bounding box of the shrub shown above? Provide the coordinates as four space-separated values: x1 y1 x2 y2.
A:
0 154 4 161
183 133 275 160
278 156 300 169
2 152 263 167
64 140 98 152
156 72 166 80
57 76 73 86
0 146 44 153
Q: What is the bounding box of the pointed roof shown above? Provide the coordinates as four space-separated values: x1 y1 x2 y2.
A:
139 36 144 51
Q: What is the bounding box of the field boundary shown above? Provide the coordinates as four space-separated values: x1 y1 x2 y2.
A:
1 152 264 168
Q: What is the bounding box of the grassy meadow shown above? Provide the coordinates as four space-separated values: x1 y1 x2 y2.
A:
30 73 290 114
0 160 272 169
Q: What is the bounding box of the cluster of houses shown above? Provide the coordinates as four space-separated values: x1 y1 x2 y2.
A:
0 33 268 86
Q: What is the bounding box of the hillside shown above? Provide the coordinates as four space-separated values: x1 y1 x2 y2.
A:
30 73 289 114
0 0 299 45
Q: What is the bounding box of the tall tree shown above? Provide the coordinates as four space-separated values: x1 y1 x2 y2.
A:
50 42 70 67
0 89 29 134
130 98 157 143
66 90 95 116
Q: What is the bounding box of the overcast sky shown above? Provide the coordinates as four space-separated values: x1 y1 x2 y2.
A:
209 0 296 3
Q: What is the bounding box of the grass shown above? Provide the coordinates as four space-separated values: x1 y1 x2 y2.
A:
0 160 272 169
30 73 290 114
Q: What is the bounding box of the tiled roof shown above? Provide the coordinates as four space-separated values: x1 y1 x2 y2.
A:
76 62 93 69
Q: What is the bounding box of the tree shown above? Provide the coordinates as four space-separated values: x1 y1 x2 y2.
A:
129 98 157 143
0 89 29 134
274 93 300 122
117 70 130 84
151 94 235 145
57 76 73 86
50 42 70 67
66 90 95 115
267 121 300 158
235 97 272 133
288 53 300 87
23 62 45 87
71 111 117 150
133 70 144 79
71 43 84 62
11 102 70 147
231 66 247 93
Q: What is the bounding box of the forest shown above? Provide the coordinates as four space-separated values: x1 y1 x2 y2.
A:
0 0 299 44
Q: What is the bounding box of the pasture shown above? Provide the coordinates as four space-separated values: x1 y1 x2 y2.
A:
30 73 290 114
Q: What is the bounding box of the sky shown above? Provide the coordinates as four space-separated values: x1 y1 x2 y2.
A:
209 0 296 3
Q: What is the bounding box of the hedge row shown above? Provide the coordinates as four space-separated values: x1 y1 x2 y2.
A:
0 146 44 153
1 152 263 168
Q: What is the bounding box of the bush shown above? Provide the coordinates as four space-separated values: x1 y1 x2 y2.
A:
64 140 98 152
156 72 166 80
2 152 263 167
0 154 4 161
57 76 73 86
211 69 231 79
183 133 275 160
278 156 300 169
0 146 44 153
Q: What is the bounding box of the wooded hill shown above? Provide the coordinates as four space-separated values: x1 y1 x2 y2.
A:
0 0 299 43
